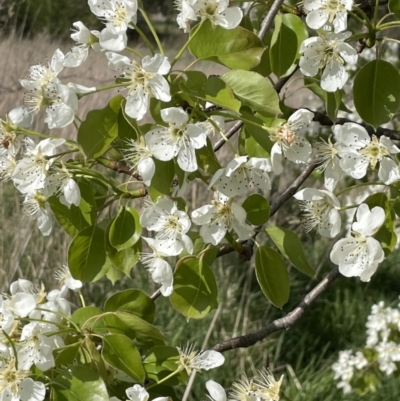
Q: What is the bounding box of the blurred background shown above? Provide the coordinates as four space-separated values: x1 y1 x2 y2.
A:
1 0 400 400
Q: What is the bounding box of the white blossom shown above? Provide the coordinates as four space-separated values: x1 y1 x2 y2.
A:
23 192 53 236
270 109 314 174
106 52 171 120
176 344 225 375
88 0 138 51
303 0 354 33
140 196 193 256
0 358 46 401
294 188 341 237
336 123 400 184
122 139 155 186
193 0 243 29
175 0 198 32
299 31 358 92
145 107 207 172
63 21 102 67
206 380 226 401
11 138 65 194
330 204 385 281
124 384 168 401
0 150 16 182
141 237 174 297
55 264 82 292
192 192 253 245
209 156 272 197
315 136 342 191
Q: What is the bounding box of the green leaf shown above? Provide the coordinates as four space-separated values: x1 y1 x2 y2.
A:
170 258 218 320
78 95 123 158
106 241 141 276
389 0 400 18
196 138 221 175
326 90 342 122
52 366 108 401
102 334 145 383
242 194 270 225
251 48 272 77
104 289 155 323
189 20 264 70
143 346 186 386
353 60 400 127
72 306 102 327
202 77 241 112
363 193 397 254
49 181 96 237
222 70 281 117
119 99 140 140
109 206 141 251
269 14 299 78
265 226 315 277
147 159 175 201
255 246 290 308
68 226 108 282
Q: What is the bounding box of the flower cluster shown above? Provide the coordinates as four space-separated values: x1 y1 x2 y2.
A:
0 266 81 401
333 300 400 394
300 0 357 91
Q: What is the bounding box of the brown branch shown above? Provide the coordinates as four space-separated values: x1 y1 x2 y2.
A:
215 159 321 259
97 157 142 179
211 267 340 352
258 0 287 39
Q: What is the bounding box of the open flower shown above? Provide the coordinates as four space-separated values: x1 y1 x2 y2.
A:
336 123 400 184
55 264 82 292
193 0 243 29
88 0 138 51
270 109 314 174
192 192 253 245
145 107 207 172
176 344 225 375
140 196 193 256
206 380 226 401
299 31 358 92
141 237 174 296
303 0 354 33
330 203 385 281
124 384 168 401
63 21 102 67
294 188 341 237
122 138 155 186
106 52 171 120
209 156 272 197
23 191 53 236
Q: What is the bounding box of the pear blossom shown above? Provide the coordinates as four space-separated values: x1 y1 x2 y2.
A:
17 322 62 371
1 106 33 154
193 0 243 29
88 0 138 51
11 138 65 194
330 204 385 281
0 298 15 335
175 0 198 32
23 191 53 236
140 196 193 255
106 52 171 120
43 164 81 208
0 150 16 182
206 380 226 401
20 48 65 88
63 21 102 67
198 115 225 137
145 107 207 172
54 264 82 293
303 0 354 33
0 358 46 401
191 192 253 245
141 237 174 297
294 188 341 237
176 344 225 375
336 123 400 184
41 289 71 323
299 31 358 92
124 384 168 401
315 136 342 191
230 369 283 401
270 109 314 174
122 139 155 186
209 156 272 197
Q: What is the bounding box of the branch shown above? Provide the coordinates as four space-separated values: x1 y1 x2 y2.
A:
258 0 287 39
211 267 340 352
215 159 321 259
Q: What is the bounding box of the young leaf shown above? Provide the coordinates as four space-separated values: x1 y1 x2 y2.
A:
255 246 290 308
242 194 270 225
265 226 315 277
170 257 218 320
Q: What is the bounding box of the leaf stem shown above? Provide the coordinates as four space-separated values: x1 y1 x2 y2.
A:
334 181 385 196
145 369 181 390
140 8 165 55
132 23 156 55
126 46 144 58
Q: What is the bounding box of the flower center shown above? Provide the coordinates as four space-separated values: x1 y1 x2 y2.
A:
299 199 331 232
359 135 389 169
274 126 296 147
0 359 30 395
109 2 128 27
128 67 154 94
318 38 344 68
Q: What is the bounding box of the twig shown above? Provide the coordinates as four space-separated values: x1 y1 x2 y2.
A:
258 0 287 40
211 267 340 352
